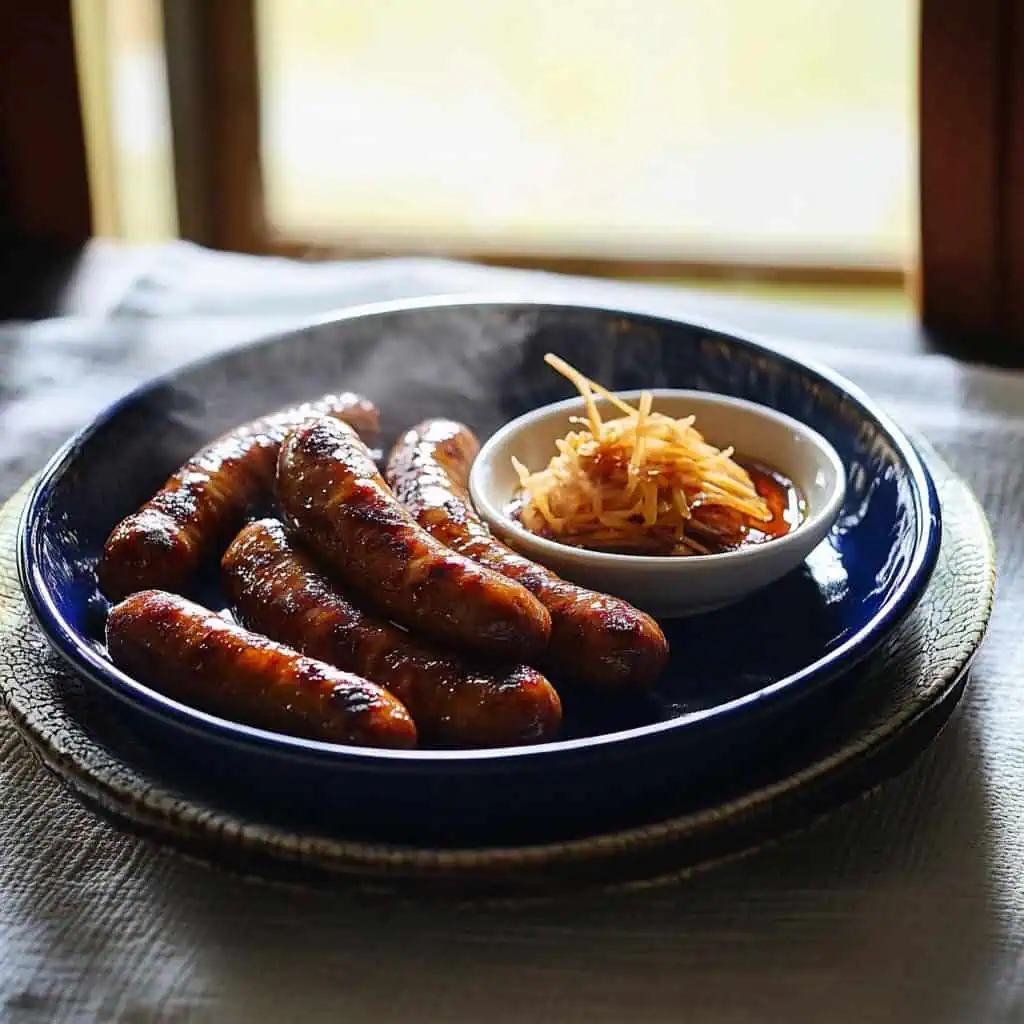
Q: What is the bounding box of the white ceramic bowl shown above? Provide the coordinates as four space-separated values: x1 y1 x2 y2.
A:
470 390 846 617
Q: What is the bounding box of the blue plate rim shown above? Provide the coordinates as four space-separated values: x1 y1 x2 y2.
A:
16 294 943 765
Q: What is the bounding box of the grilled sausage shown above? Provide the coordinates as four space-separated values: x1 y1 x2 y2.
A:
276 417 552 660
98 393 379 602
106 590 417 748
222 519 562 746
387 419 669 689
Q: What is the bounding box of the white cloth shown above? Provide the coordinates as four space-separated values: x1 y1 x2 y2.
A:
0 250 1021 1023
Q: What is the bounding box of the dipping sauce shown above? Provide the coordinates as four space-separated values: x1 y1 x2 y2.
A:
718 461 804 549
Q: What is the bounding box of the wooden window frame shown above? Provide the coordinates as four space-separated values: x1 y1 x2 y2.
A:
160 0 908 291
160 0 1024 356
4 1 1020 355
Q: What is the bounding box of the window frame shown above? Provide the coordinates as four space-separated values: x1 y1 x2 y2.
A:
5 0 1022 356
160 0 910 291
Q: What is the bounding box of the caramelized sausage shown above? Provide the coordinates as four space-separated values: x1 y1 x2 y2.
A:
276 417 552 660
106 590 417 748
222 519 562 747
98 393 379 602
387 420 669 689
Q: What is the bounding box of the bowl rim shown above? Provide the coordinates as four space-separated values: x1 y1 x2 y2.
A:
469 387 847 572
16 293 942 766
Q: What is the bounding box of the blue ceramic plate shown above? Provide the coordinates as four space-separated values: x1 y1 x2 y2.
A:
17 298 941 845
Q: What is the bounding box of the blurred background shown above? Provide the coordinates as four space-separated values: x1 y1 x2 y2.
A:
71 0 916 312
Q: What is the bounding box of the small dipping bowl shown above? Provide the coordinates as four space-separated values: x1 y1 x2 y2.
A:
470 390 846 617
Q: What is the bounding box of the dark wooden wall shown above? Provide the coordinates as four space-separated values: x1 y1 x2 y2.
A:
919 0 1024 360
0 3 92 316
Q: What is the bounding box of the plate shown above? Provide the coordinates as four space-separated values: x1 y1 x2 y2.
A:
17 298 942 845
0 450 991 897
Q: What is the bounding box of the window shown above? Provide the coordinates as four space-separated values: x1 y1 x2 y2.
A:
255 0 916 278
66 0 1024 349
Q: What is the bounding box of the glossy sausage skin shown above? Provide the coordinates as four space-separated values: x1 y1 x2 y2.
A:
98 393 379 602
106 590 417 748
276 417 552 660
222 519 562 747
386 420 669 690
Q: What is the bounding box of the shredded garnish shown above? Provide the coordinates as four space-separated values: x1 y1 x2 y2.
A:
511 354 774 556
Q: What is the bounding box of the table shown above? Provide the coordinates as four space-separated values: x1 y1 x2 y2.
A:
1 243 1021 1023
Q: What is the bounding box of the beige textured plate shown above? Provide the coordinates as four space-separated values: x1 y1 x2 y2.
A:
0 442 995 899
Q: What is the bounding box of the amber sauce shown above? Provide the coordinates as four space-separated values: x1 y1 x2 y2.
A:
731 461 804 548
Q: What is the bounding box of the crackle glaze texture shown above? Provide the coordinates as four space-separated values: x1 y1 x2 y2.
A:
0 445 991 893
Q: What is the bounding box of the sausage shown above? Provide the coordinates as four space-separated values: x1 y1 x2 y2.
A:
106 590 416 748
276 417 552 660
222 519 562 747
98 393 379 602
386 420 669 690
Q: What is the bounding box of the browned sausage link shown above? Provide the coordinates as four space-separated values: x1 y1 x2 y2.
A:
106 590 417 748
222 519 562 747
386 419 669 690
276 417 552 660
98 393 379 602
